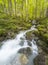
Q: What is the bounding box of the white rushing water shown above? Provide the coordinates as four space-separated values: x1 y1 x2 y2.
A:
0 25 38 65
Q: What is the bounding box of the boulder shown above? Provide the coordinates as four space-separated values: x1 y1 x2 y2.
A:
27 41 32 46
26 31 32 41
34 52 46 65
18 47 32 56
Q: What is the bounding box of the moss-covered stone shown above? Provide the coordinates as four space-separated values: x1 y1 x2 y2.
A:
26 31 33 41
35 18 48 44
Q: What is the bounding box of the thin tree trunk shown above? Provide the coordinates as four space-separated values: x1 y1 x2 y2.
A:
35 0 38 19
3 0 7 13
21 0 23 20
14 0 16 16
8 0 12 16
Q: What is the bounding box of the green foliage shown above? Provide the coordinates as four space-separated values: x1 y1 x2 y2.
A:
0 0 48 19
37 18 48 44
0 13 32 41
0 0 48 42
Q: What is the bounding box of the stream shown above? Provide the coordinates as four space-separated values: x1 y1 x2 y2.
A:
0 25 38 65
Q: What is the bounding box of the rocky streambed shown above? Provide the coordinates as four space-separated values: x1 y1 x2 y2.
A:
26 28 48 65
0 25 38 65
0 19 48 65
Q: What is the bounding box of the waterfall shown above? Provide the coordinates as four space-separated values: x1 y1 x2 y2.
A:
0 25 38 65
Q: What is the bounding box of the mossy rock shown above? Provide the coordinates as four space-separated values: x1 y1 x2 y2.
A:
41 33 48 43
36 24 48 44
26 31 33 41
43 33 48 39
18 47 32 56
37 40 48 53
33 30 39 36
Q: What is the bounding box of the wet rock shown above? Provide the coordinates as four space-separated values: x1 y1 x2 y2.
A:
0 37 5 41
0 42 3 48
37 40 48 53
19 40 32 47
34 52 46 65
27 41 32 46
26 31 33 41
18 47 32 56
19 40 24 46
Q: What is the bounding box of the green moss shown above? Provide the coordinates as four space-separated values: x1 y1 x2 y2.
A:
33 30 39 36
26 31 32 36
42 33 48 43
39 18 48 26
0 29 7 36
35 18 48 54
0 14 32 41
37 25 46 32
43 34 48 39
37 18 48 42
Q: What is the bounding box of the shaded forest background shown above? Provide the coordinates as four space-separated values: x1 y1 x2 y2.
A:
0 0 48 20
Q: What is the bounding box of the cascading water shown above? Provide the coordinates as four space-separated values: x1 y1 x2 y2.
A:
0 25 38 65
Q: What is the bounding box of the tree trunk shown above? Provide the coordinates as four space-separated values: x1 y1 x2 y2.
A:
8 0 12 16
14 0 16 16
